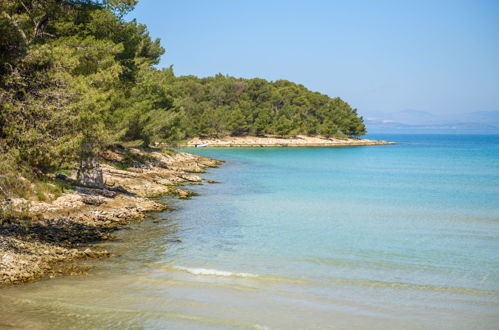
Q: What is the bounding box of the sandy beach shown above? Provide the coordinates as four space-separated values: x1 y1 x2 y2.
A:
187 135 395 148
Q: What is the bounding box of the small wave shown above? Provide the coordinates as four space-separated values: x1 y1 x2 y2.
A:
152 264 308 283
173 266 258 278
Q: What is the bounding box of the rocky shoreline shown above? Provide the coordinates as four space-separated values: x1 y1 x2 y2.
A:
0 148 221 286
187 135 395 148
0 136 391 286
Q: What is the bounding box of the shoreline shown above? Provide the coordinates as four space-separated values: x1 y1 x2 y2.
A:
1 135 391 286
0 148 221 286
186 135 395 148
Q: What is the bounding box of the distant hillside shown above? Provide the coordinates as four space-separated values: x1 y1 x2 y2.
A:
363 110 499 130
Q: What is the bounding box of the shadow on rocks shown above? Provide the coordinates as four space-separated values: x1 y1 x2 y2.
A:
0 219 115 249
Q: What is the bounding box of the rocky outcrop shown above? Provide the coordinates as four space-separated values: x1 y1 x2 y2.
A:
0 148 221 286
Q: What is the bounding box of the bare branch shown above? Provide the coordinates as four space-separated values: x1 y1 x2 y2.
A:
18 0 36 25
33 14 49 40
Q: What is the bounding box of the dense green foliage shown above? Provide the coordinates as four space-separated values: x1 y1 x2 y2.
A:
171 75 366 138
0 0 366 198
0 0 179 178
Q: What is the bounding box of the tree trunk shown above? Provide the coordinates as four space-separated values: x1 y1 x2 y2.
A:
77 155 104 188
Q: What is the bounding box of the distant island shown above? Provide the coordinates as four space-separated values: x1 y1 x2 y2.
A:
364 109 499 131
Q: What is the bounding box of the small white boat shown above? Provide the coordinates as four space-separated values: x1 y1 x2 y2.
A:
195 143 209 148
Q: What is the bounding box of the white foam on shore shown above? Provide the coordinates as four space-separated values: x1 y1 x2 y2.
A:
173 266 258 278
149 263 308 284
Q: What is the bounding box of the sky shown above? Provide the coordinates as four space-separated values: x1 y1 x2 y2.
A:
126 0 499 118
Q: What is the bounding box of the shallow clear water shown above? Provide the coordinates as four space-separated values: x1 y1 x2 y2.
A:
1 134 499 329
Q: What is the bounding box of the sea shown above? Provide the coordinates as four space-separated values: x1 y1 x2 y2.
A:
1 133 498 329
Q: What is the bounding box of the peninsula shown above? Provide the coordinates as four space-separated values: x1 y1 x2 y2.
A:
188 135 395 148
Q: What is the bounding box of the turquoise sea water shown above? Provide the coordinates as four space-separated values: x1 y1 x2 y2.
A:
1 134 498 329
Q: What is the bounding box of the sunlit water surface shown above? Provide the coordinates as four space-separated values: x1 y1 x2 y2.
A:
1 134 499 329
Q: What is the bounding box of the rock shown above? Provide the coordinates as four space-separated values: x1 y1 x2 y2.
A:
77 187 117 198
81 195 105 206
55 173 68 180
166 238 182 243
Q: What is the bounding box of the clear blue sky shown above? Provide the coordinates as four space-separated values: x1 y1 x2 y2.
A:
127 0 499 117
